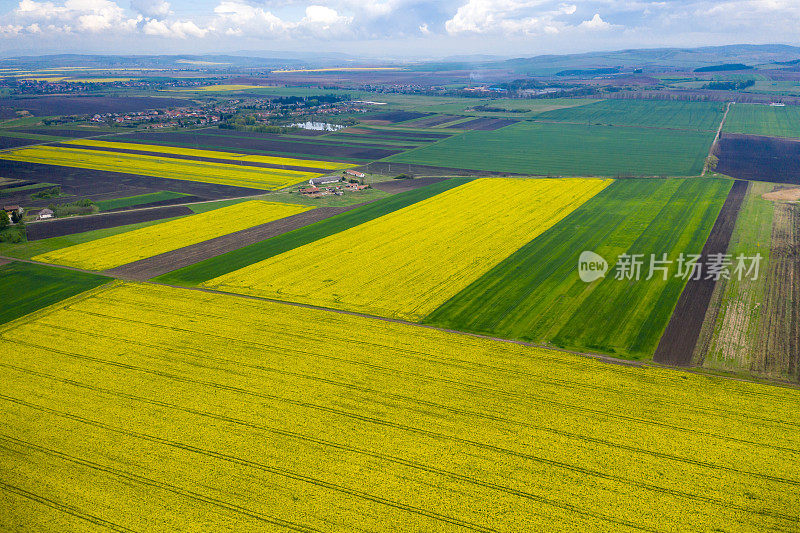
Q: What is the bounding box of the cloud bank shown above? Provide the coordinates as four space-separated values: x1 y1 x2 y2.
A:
0 0 799 54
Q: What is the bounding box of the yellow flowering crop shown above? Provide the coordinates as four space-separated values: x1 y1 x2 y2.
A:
205 178 611 320
33 200 311 271
0 146 317 190
0 282 798 531
64 139 356 171
179 84 273 91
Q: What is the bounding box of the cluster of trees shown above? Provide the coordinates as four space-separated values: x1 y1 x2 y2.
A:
703 80 756 91
0 210 24 243
47 198 95 217
219 118 296 134
31 186 62 199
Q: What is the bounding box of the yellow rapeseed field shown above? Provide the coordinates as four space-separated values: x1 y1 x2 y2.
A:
205 178 610 320
0 282 798 531
179 84 272 91
63 139 356 171
0 146 316 190
32 200 311 271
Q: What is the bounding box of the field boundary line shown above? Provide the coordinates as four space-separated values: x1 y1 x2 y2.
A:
703 101 733 176
161 282 800 389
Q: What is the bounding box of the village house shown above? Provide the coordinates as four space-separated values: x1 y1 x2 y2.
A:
344 169 366 179
3 205 23 221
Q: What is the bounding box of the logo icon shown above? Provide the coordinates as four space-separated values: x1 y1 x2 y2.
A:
578 251 608 283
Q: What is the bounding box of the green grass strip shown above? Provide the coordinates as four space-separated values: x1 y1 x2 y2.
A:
0 182 58 195
0 261 109 325
154 177 473 286
96 191 190 211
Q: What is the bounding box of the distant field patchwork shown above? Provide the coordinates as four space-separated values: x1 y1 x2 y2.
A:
205 178 610 320
106 129 407 162
33 200 311 271
425 178 732 359
1 282 799 531
386 122 713 176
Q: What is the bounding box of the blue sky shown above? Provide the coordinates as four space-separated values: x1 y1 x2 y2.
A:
1 0 799 57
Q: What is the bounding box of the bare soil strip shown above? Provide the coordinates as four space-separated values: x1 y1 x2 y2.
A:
26 205 194 241
715 133 800 185
0 136 42 149
405 115 463 128
654 180 749 366
0 160 267 207
102 206 359 280
445 117 519 131
9 128 114 138
367 111 433 123
753 203 800 380
51 143 334 173
763 187 800 202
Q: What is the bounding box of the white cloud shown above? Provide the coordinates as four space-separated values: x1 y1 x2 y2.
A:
12 0 139 33
445 0 578 34
0 23 23 35
579 13 611 30
444 0 590 35
213 1 289 35
1 0 800 45
212 1 352 38
130 0 170 18
142 17 205 37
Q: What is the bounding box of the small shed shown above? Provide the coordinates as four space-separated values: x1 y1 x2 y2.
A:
38 208 54 220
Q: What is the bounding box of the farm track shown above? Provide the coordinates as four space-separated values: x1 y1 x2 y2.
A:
103 205 362 280
653 180 749 366
703 101 732 176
